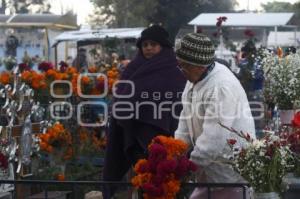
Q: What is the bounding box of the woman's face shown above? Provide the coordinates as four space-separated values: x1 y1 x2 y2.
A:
141 40 162 59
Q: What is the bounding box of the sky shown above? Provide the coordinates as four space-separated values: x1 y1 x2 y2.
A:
236 0 299 11
50 0 300 25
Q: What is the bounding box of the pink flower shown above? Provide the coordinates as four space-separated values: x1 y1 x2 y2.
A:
175 156 198 178
38 61 54 72
18 63 31 71
227 139 237 146
59 61 68 72
157 159 177 178
148 143 167 172
216 16 227 27
142 183 164 197
148 143 167 162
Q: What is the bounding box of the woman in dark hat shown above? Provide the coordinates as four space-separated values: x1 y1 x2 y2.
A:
102 25 186 199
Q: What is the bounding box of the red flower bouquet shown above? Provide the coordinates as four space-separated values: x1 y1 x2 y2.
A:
292 112 300 128
131 136 197 199
286 112 300 176
38 61 54 72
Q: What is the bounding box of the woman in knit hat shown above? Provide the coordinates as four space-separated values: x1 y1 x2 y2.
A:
175 33 255 199
102 25 186 199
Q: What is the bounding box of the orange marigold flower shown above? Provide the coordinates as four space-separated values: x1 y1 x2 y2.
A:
0 72 11 85
79 131 89 142
52 123 64 132
81 76 90 84
134 159 148 173
131 173 152 187
46 69 57 77
164 180 180 198
31 81 40 89
88 66 97 73
55 73 63 80
106 70 115 78
46 145 53 153
66 67 77 74
56 174 65 181
39 81 47 89
21 70 31 82
39 141 48 151
152 136 188 158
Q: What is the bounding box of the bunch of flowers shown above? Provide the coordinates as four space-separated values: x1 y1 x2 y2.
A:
78 127 106 155
21 51 34 69
59 61 68 72
74 74 93 95
38 61 54 72
106 67 119 92
3 56 17 70
131 136 197 199
21 70 47 90
223 124 294 193
18 63 31 71
72 66 119 96
37 122 73 163
283 112 300 176
0 71 12 85
262 50 300 109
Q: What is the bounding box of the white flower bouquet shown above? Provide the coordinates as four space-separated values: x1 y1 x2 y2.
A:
221 124 294 194
3 56 17 71
262 50 300 109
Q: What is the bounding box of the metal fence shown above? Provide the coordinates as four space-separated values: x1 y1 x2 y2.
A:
0 180 250 199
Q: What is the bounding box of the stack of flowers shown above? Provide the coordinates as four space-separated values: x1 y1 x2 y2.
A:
262 50 300 109
78 127 106 155
285 112 300 176
72 66 119 96
74 75 93 95
37 122 73 162
38 61 54 72
106 67 119 92
20 67 78 103
223 124 294 195
131 136 197 199
21 70 47 90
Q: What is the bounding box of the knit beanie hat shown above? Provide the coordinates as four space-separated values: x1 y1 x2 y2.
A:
175 33 215 66
136 25 172 49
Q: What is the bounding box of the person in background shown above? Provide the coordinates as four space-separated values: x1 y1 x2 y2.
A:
66 56 73 67
102 24 186 199
117 54 130 73
72 48 88 72
111 52 119 67
284 46 297 56
174 33 255 199
236 40 256 96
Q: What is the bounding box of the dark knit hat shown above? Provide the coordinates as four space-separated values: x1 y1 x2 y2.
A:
175 33 215 66
136 25 172 49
